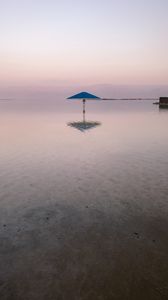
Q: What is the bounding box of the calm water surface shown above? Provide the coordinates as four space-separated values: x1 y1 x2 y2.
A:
0 99 168 300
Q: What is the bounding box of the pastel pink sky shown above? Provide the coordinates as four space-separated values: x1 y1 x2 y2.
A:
0 0 168 95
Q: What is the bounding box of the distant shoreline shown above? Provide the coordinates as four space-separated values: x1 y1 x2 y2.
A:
102 98 158 101
0 99 13 101
0 98 158 101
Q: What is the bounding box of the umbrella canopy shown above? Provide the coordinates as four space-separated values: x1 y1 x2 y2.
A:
67 91 101 100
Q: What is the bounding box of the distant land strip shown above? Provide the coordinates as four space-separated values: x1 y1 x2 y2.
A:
0 98 13 101
102 98 158 100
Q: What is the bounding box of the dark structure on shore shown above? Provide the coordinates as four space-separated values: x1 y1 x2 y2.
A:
159 97 168 108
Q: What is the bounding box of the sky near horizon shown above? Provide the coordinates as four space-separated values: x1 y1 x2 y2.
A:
0 0 168 90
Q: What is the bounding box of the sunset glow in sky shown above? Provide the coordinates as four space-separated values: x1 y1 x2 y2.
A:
1 0 168 91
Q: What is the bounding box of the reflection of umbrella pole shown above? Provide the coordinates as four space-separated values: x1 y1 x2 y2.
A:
83 99 86 123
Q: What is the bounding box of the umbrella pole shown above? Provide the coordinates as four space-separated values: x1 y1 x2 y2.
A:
83 99 86 123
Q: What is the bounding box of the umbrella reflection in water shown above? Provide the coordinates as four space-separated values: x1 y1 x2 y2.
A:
67 91 101 132
68 120 101 132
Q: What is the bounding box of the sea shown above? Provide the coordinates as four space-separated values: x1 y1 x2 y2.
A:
0 98 168 300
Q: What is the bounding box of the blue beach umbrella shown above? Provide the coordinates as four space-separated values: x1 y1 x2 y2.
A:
67 91 100 100
67 91 101 121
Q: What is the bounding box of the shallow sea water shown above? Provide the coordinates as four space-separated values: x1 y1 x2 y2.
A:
0 99 168 300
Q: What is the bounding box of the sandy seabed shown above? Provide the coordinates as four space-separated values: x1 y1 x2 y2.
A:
0 199 168 300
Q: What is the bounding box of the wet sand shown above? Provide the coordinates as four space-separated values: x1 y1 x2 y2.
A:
0 200 168 300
